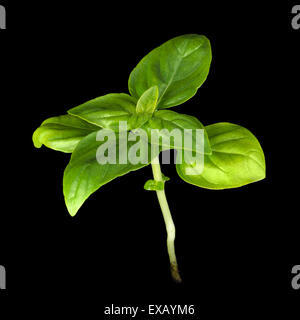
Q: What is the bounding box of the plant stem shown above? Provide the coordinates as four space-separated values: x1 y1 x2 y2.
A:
151 156 182 283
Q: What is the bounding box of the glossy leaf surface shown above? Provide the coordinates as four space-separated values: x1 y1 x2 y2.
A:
144 180 165 191
68 93 149 131
129 34 212 109
136 86 159 115
32 115 99 153
63 131 156 216
142 110 211 155
177 123 266 189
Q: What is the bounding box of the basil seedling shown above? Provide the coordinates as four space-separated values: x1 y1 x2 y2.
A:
33 34 266 283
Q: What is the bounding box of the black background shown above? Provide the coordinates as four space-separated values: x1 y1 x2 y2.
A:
0 0 299 316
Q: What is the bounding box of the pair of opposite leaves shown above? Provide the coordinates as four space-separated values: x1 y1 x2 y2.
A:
33 34 266 216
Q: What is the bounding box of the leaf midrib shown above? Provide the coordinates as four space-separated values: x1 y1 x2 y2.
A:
157 41 190 106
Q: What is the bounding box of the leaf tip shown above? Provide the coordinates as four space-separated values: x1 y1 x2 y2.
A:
68 210 78 217
65 199 80 217
32 128 42 148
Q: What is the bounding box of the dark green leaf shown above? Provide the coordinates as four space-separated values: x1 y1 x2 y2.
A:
128 34 212 109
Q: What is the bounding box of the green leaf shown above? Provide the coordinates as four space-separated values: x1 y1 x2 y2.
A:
176 123 266 189
136 86 159 115
161 174 170 182
63 130 157 216
32 115 99 153
68 93 149 132
128 34 212 109
144 180 165 191
141 110 211 155
144 173 169 191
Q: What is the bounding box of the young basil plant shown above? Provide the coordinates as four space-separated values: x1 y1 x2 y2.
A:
33 34 266 283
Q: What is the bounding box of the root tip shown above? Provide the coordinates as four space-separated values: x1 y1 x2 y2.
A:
170 262 182 283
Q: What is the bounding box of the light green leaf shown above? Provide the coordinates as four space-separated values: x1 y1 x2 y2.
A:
176 123 266 189
63 131 157 216
144 179 165 191
136 86 159 115
68 93 149 132
144 173 169 191
32 115 99 153
141 110 211 155
128 34 212 109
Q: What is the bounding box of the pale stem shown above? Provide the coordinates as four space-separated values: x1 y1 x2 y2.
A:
151 156 182 283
